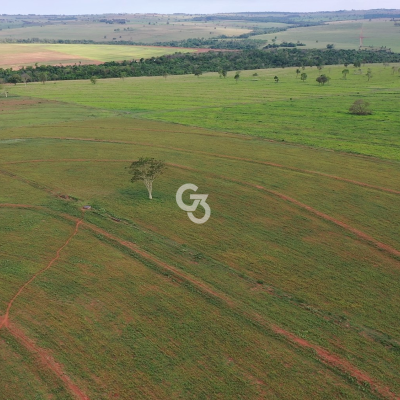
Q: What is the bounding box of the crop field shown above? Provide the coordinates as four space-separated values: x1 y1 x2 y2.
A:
0 66 399 399
0 19 250 44
253 19 400 52
0 43 197 69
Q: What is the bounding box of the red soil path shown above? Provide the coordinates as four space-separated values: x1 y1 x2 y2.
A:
264 188 400 258
2 157 399 260
8 323 89 400
0 211 84 330
0 203 398 399
0 207 89 400
15 136 400 196
272 325 399 400
170 162 400 259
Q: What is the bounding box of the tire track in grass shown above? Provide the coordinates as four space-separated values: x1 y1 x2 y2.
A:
171 162 400 260
0 207 89 400
3 158 400 260
83 224 398 397
270 324 399 400
1 166 399 349
1 203 397 399
0 210 85 330
7 323 89 400
7 136 400 196
71 218 400 400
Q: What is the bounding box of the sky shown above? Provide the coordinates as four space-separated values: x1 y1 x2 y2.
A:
2 0 399 15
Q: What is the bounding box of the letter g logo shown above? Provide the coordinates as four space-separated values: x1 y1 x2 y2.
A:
176 184 211 225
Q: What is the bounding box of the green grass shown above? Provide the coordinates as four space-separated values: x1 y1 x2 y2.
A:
0 97 115 129
10 64 400 160
253 20 400 52
0 66 399 399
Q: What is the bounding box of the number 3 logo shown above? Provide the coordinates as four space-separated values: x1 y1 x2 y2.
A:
176 184 211 225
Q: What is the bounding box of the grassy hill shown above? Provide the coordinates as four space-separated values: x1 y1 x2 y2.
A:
0 66 399 399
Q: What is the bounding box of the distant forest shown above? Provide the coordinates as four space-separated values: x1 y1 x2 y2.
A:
1 49 400 83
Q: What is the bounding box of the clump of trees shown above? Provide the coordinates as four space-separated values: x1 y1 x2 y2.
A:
264 41 306 49
128 158 167 199
349 99 372 115
218 69 227 78
316 75 330 85
7 74 21 85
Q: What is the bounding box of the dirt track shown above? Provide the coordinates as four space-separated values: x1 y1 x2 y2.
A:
12 135 400 196
0 203 398 400
0 206 88 399
1 146 399 399
0 210 85 330
3 156 398 260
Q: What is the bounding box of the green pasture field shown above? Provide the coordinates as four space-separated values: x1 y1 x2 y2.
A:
253 19 400 52
10 64 400 161
0 43 196 69
0 65 399 399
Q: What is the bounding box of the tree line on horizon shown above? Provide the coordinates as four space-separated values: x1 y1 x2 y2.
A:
1 48 400 84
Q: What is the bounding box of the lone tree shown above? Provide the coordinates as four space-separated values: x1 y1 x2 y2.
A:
316 74 330 85
300 72 307 82
38 72 47 84
90 76 97 84
366 68 373 81
342 69 349 79
128 157 166 199
234 71 240 83
295 68 301 78
349 99 372 115
21 73 31 86
274 76 279 83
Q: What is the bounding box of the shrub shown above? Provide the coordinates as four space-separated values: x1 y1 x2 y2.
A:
349 100 372 115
